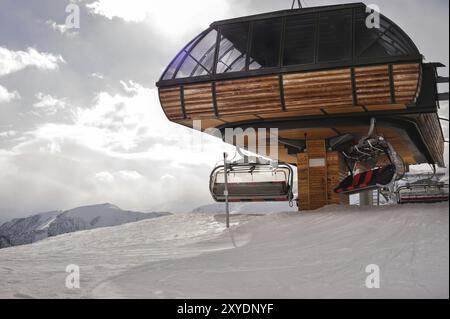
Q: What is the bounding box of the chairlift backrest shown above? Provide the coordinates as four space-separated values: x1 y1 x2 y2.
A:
397 183 449 204
209 162 294 202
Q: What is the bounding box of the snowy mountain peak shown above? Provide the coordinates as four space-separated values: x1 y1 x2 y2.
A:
0 204 171 249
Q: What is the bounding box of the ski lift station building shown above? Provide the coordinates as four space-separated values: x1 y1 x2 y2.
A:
156 2 447 211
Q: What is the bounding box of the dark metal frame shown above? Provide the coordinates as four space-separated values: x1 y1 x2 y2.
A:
157 3 421 87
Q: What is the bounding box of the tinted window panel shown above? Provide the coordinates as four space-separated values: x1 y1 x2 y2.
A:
161 32 203 80
355 8 417 59
191 44 216 77
250 18 282 70
175 29 217 78
176 55 198 79
318 9 352 63
216 23 249 74
163 51 186 80
283 13 316 66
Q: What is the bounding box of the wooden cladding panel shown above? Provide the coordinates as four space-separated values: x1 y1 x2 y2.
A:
259 108 323 118
301 141 328 210
183 83 215 118
393 63 421 104
159 87 183 121
279 128 337 140
364 104 406 112
159 63 422 124
327 152 349 205
297 153 310 210
298 142 349 211
355 65 391 105
306 140 327 158
417 113 445 166
216 76 282 116
283 69 354 113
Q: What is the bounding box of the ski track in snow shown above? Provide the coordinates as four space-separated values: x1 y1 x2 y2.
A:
0 204 448 299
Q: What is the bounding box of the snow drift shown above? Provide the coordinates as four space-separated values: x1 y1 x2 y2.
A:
0 203 448 299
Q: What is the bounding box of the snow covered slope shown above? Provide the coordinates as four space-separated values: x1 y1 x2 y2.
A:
0 204 170 248
192 202 297 214
0 203 447 299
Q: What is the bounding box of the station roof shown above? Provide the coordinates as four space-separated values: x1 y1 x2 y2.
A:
157 2 421 87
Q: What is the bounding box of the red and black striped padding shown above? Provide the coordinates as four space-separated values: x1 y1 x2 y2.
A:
335 165 396 194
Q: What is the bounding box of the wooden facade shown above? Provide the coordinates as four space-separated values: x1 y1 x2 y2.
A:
297 141 349 210
159 62 444 169
160 63 421 122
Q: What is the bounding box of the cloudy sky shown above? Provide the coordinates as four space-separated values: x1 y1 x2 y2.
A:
0 0 448 221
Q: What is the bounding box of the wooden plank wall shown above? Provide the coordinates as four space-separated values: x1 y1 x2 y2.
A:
393 63 421 104
215 76 282 116
417 113 445 166
297 153 310 210
158 63 422 123
184 83 215 118
283 69 359 114
327 152 350 205
306 140 328 210
159 87 184 121
355 65 391 106
298 140 349 211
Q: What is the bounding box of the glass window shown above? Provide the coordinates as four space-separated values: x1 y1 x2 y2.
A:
162 51 186 80
283 13 316 66
355 7 417 59
189 29 218 62
161 33 203 80
216 22 249 74
317 9 352 63
174 29 218 79
191 44 216 77
249 18 282 70
176 56 198 79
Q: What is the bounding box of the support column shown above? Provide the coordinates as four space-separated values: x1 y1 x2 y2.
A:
359 190 374 206
297 140 349 211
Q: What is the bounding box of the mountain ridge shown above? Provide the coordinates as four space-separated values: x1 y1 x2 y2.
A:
0 203 171 249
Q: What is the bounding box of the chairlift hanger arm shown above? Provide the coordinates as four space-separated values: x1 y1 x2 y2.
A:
291 0 302 10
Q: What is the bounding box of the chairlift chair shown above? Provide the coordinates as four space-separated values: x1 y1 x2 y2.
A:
332 118 405 196
396 183 449 204
209 162 294 203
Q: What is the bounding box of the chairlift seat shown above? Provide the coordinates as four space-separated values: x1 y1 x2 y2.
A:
397 183 449 204
335 165 396 195
210 163 294 202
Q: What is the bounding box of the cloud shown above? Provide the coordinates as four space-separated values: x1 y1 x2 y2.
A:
0 80 230 217
0 84 20 103
95 171 114 183
29 81 229 162
0 130 17 138
91 72 105 80
0 46 65 77
95 170 142 183
32 93 67 115
86 0 231 38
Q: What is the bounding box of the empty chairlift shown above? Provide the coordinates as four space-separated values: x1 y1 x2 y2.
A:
397 182 449 204
210 162 294 203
